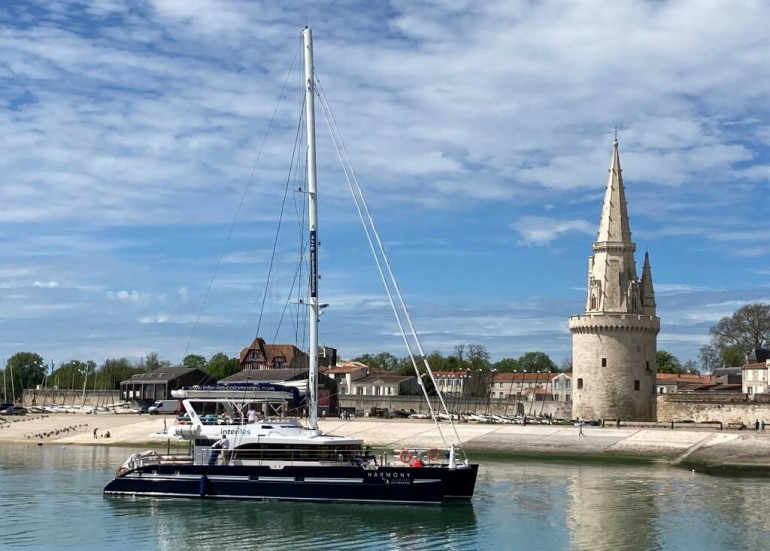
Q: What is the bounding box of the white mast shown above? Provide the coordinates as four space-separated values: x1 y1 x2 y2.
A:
303 26 320 431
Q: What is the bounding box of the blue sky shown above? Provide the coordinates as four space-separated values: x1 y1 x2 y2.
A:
2 0 770 369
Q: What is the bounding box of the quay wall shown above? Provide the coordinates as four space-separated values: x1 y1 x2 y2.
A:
3 413 770 470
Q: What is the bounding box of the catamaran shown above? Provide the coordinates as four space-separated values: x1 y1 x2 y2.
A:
103 27 478 505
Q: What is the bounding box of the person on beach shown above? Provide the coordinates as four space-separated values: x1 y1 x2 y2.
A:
578 423 585 437
93 428 98 439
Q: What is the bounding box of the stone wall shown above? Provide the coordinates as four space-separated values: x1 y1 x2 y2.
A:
339 395 572 419
657 394 770 424
22 389 123 408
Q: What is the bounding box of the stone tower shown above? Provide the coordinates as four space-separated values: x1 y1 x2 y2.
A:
568 139 659 422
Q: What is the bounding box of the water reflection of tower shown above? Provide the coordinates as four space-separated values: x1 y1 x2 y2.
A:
566 465 658 550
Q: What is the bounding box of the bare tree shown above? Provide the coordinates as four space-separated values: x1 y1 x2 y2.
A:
467 344 491 370
709 303 770 353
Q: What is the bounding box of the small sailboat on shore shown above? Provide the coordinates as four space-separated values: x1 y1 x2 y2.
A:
103 27 478 505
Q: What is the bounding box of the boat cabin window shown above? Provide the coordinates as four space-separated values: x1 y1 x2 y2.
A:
261 425 274 429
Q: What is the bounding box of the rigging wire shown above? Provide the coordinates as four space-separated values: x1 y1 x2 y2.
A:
182 36 302 359
314 75 468 461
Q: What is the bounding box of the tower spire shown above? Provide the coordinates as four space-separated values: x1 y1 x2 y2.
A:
640 251 656 315
595 139 632 245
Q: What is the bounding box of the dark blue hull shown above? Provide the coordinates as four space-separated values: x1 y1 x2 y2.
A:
104 463 478 504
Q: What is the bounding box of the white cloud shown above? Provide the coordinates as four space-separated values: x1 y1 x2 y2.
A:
512 217 594 246
106 290 151 305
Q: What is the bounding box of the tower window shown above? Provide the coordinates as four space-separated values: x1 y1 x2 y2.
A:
634 380 640 391
601 358 607 367
577 378 583 389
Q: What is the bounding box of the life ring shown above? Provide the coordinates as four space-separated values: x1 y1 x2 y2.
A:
427 448 441 461
115 466 130 477
399 449 412 463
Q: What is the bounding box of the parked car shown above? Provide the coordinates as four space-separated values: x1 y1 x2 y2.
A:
0 405 28 415
0 403 13 412
148 400 180 415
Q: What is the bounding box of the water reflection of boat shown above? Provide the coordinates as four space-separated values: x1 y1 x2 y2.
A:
102 27 477 505
106 497 477 548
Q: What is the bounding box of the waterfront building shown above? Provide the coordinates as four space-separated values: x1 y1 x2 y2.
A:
490 372 560 401
655 373 712 394
348 373 420 397
743 362 770 396
325 361 370 395
568 139 660 421
119 367 214 404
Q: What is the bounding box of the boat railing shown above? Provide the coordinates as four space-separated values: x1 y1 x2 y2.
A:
189 445 372 467
186 445 449 468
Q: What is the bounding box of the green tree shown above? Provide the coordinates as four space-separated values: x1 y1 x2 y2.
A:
351 352 399 371
656 350 682 374
182 354 207 369
492 357 520 373
424 350 448 372
699 343 746 372
139 351 171 372
99 358 142 390
52 360 92 390
681 360 700 374
517 351 557 373
5 352 46 400
205 352 240 380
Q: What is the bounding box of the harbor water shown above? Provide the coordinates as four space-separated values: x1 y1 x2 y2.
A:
1 444 769 550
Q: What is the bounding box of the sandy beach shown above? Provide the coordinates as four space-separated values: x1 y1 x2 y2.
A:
3 412 770 471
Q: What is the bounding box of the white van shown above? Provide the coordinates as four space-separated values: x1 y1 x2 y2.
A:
148 400 179 415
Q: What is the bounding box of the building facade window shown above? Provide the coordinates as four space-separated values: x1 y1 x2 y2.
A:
634 380 640 391
577 378 583 389
601 358 607 367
